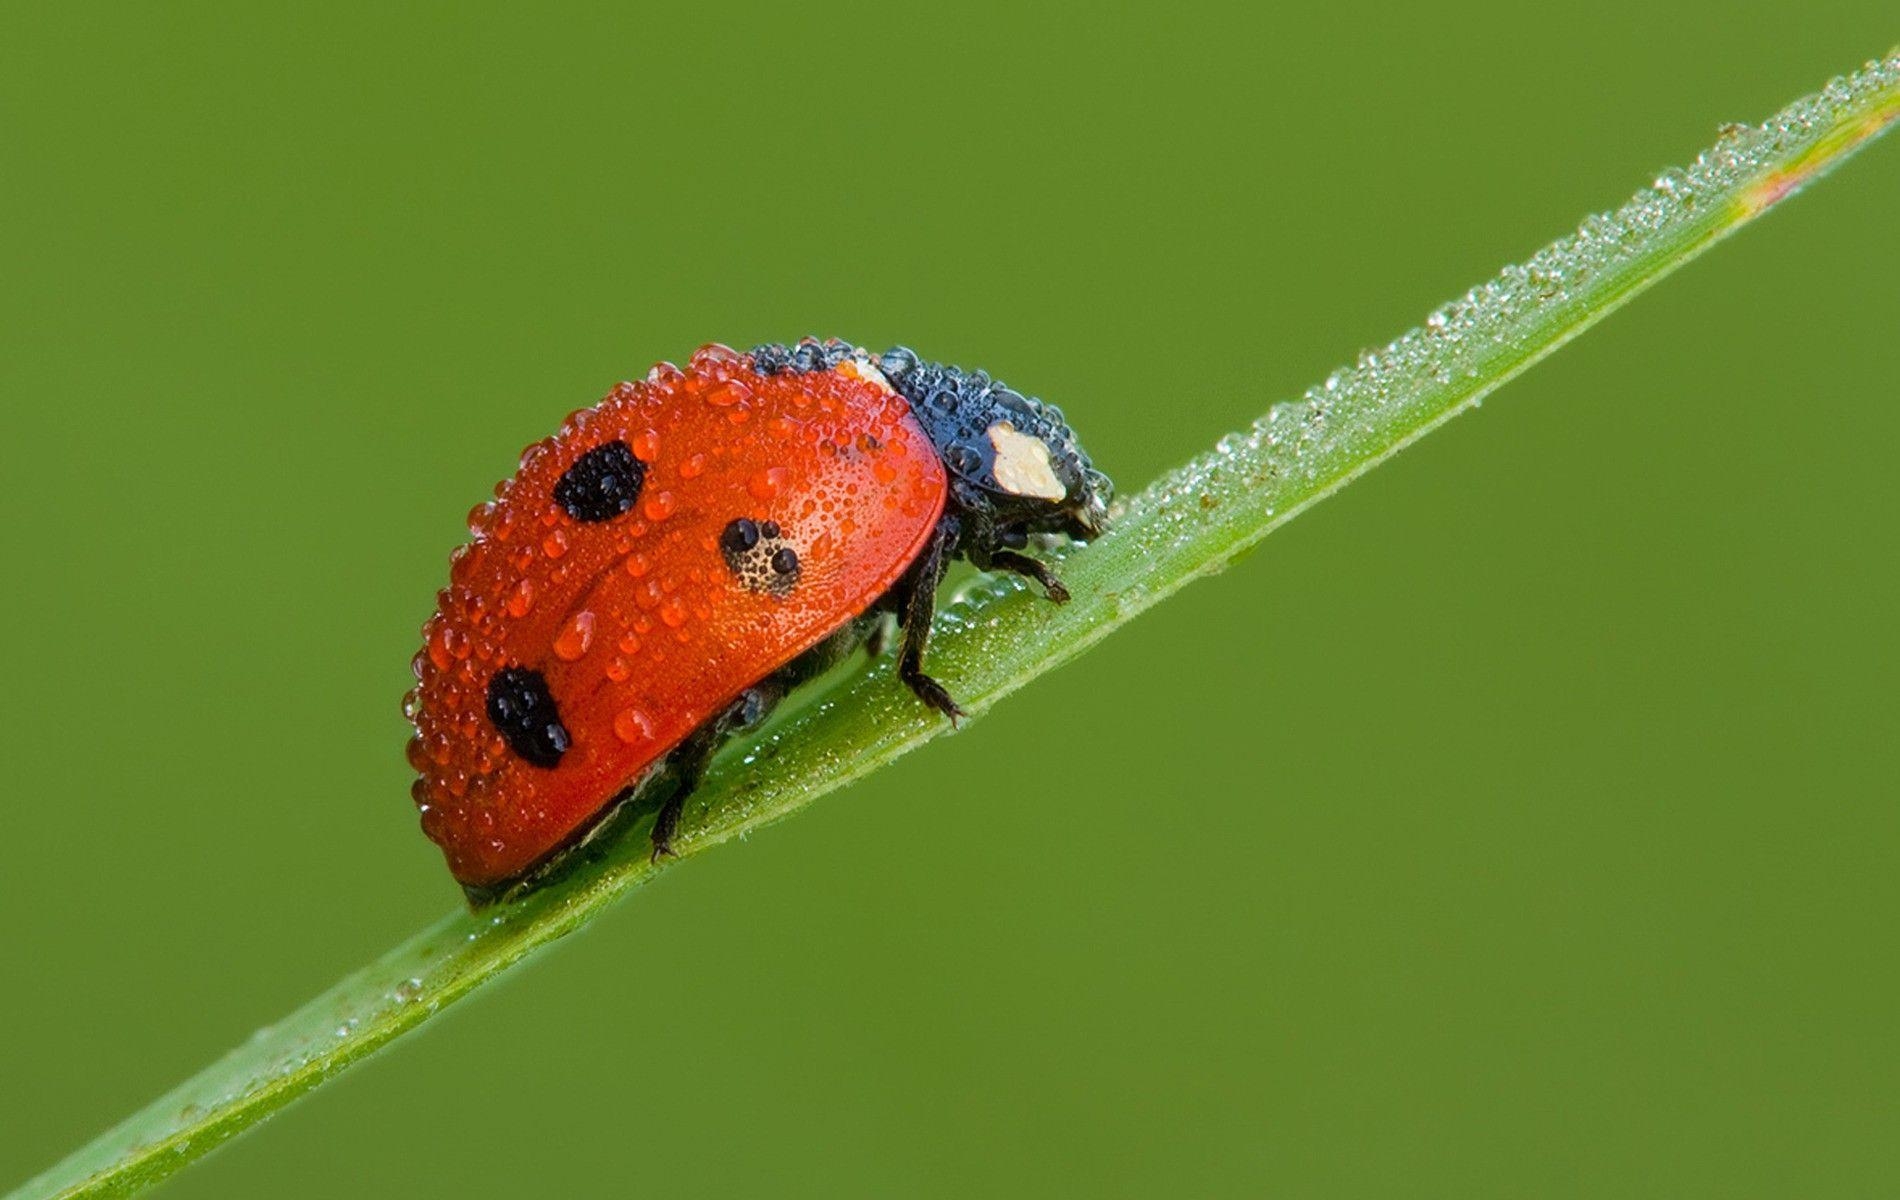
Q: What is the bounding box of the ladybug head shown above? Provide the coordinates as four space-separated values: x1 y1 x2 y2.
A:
879 347 1113 547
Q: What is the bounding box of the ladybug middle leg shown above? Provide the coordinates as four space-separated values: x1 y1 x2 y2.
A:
894 518 964 724
648 683 783 860
646 614 877 860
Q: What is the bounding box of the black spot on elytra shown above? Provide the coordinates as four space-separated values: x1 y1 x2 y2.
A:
721 517 800 596
486 666 569 768
554 441 644 522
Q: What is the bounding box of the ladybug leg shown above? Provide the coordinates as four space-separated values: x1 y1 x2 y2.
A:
985 549 1071 604
896 520 964 725
649 724 716 862
863 611 895 661
649 683 784 861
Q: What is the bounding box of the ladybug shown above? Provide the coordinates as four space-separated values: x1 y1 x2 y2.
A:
405 338 1111 903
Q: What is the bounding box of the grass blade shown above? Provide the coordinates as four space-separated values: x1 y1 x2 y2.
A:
13 48 1898 1200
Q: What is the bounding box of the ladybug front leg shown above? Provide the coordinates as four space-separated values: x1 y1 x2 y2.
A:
983 549 1071 604
896 518 964 724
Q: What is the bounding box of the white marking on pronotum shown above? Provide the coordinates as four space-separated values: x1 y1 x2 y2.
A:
986 421 1066 500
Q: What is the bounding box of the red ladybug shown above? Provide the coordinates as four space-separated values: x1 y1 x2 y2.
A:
406 338 1111 903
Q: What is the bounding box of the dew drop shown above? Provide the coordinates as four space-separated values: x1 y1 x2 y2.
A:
553 611 596 661
614 708 655 744
691 343 741 370
1652 167 1695 201
467 501 496 536
706 380 752 407
748 467 790 501
642 491 677 522
505 578 536 618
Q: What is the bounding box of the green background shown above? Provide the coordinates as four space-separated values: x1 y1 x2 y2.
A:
4 4 1897 1196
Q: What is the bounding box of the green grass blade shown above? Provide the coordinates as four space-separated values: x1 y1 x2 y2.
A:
14 47 1899 1200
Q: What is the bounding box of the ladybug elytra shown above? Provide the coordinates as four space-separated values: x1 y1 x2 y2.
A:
406 339 1111 903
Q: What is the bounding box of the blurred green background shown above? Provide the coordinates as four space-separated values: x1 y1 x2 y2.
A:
4 4 1897 1196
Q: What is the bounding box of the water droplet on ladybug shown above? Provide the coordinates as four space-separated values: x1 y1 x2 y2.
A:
748 467 790 501
449 544 477 586
427 624 454 671
659 595 689 628
706 380 752 407
553 611 596 661
506 578 536 618
690 343 740 370
614 708 655 744
542 529 569 559
642 491 677 522
632 429 661 461
679 453 707 479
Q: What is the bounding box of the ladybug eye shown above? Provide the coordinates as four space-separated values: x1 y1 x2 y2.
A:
485 666 570 768
554 441 645 522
